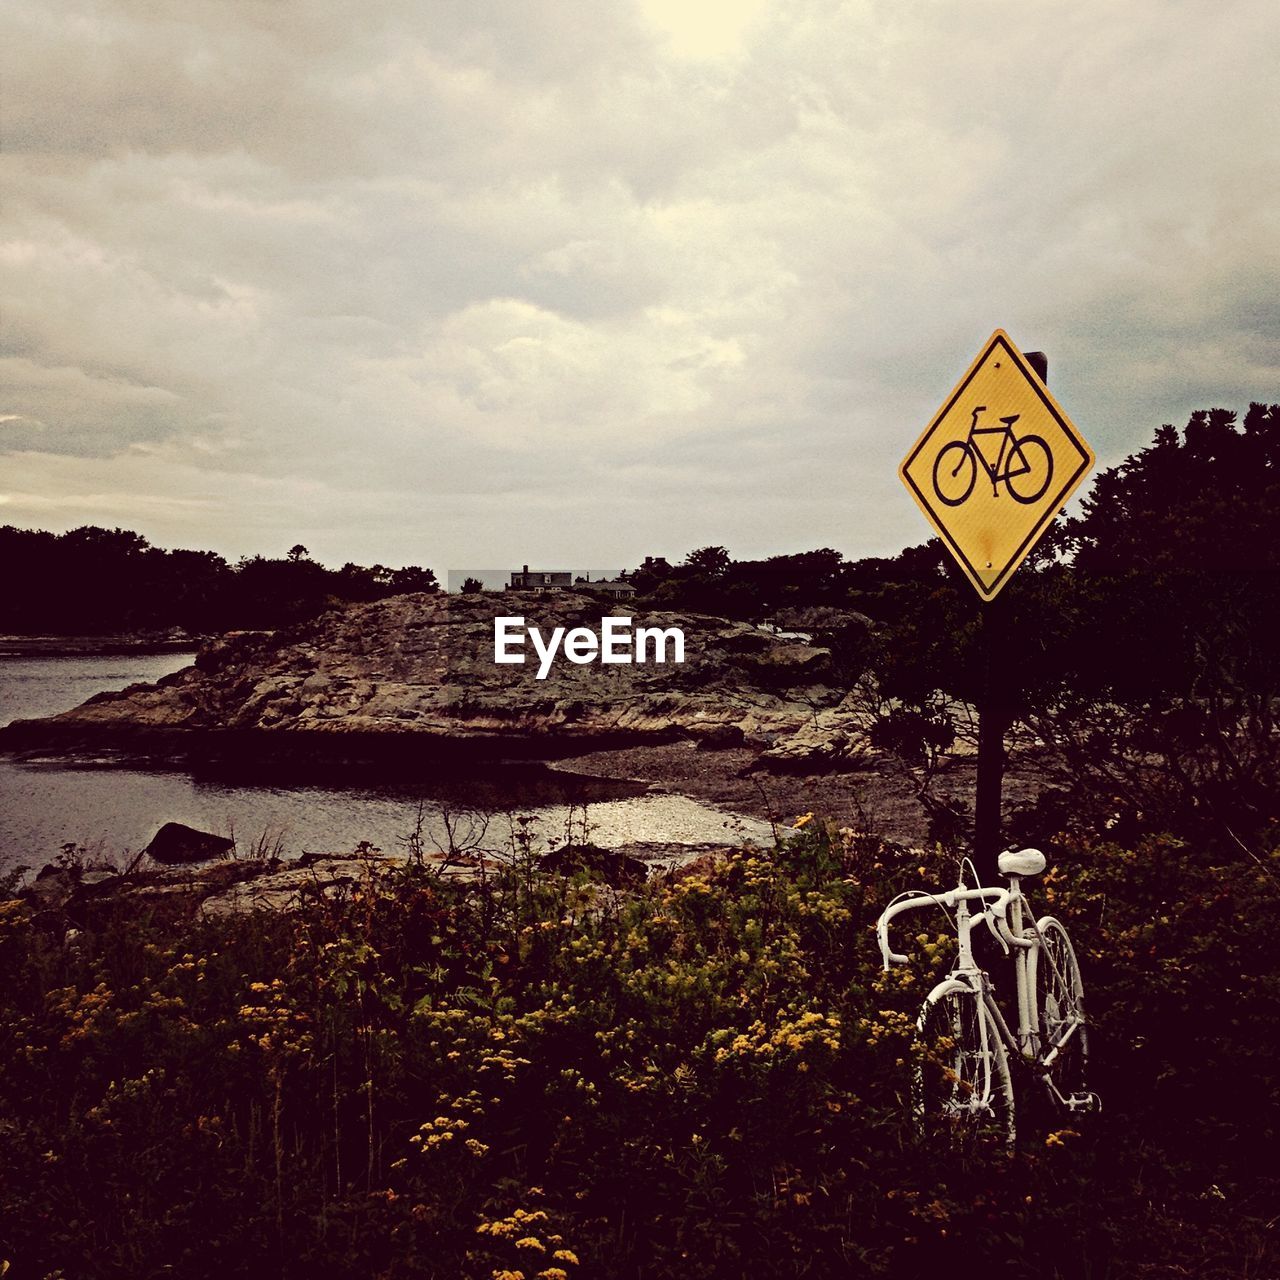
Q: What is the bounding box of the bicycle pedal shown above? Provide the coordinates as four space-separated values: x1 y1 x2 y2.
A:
1065 1092 1101 1114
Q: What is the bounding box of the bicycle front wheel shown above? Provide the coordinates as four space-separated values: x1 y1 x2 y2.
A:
1005 434 1053 504
1030 917 1090 1103
932 441 976 506
913 981 1015 1146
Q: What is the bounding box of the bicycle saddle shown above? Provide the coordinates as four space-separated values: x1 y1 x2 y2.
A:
998 847 1046 876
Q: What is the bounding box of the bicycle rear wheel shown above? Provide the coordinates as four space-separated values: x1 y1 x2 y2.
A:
1030 917 1091 1105
1005 434 1052 503
913 981 1015 1146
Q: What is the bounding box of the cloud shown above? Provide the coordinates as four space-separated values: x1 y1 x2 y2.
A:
2 0 1277 572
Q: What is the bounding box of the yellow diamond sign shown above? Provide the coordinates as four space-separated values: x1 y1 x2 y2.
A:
899 329 1095 600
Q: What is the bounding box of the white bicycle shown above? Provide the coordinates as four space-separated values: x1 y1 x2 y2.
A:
876 848 1099 1145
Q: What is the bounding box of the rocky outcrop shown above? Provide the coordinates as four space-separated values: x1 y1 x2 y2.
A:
20 857 274 926
0 593 877 769
757 690 880 771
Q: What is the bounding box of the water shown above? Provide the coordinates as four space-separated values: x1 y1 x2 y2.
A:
0 653 771 877
0 651 196 728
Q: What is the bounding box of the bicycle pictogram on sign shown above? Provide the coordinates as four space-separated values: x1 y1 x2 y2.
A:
931 405 1054 507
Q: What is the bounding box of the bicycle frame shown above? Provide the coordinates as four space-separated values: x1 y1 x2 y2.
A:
964 405 1029 491
877 878 1085 1098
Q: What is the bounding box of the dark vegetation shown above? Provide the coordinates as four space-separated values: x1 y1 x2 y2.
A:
0 532 438 634
2 819 1277 1278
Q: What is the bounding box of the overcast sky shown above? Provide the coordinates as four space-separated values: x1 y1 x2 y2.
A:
3 0 1277 576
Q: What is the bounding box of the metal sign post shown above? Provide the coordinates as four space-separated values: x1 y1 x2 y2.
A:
973 592 1009 874
900 335 1092 882
972 350 1049 867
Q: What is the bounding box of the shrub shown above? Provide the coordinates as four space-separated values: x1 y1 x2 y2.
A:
1 820 1277 1278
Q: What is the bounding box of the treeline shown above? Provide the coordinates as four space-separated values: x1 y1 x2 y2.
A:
0 530 438 635
644 403 1280 846
641 404 1279 713
639 402 1280 631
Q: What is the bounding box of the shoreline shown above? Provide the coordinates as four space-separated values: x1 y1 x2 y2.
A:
0 718 687 774
1 719 1054 853
0 634 202 658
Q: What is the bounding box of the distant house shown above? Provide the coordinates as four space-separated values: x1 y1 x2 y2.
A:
572 571 637 601
507 565 573 591
591 578 637 600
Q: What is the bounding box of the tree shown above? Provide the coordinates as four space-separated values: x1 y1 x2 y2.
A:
682 546 731 578
0 525 445 635
460 577 484 594
389 566 440 595
1019 403 1280 840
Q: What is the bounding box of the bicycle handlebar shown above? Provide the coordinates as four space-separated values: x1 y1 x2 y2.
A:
875 886 1013 971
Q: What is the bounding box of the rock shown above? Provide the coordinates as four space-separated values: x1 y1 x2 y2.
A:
53 859 278 926
696 723 746 750
770 606 874 634
145 822 235 865
613 841 742 878
734 643 833 689
540 843 648 887
662 849 731 883
28 865 77 906
757 691 879 772
22 865 124 913
200 852 399 916
1 594 861 766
